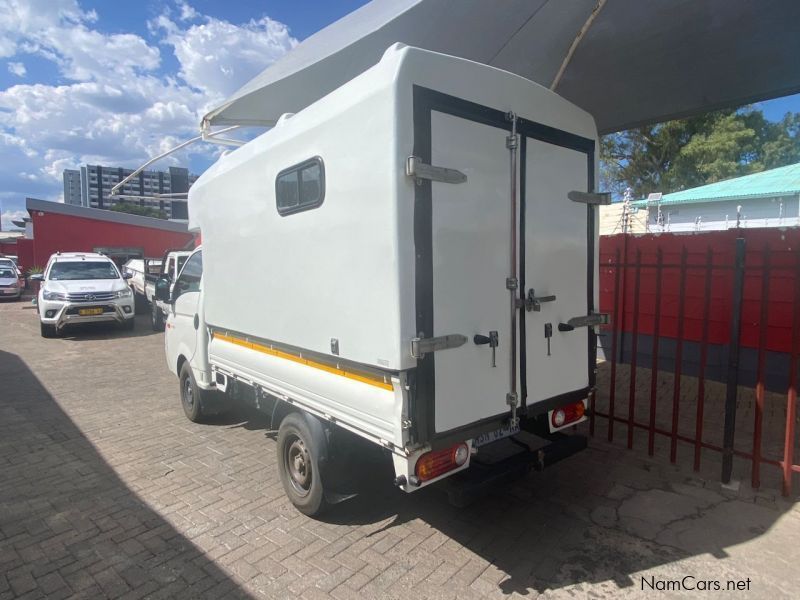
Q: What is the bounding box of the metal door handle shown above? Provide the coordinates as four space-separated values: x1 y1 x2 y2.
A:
474 331 498 367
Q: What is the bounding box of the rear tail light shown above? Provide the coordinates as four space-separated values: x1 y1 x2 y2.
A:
415 442 469 482
551 400 586 429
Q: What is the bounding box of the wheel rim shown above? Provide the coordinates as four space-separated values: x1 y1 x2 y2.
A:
182 376 194 410
285 435 312 497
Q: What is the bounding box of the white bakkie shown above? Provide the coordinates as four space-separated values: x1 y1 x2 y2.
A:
33 252 135 338
161 45 604 516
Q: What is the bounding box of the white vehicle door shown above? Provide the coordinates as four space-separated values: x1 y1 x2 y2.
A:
522 138 592 407
411 88 595 446
166 250 203 371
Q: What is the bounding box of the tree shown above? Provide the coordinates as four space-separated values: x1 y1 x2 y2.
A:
600 107 800 198
109 201 168 220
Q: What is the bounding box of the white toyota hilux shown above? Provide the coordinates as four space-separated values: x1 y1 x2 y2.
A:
32 252 135 338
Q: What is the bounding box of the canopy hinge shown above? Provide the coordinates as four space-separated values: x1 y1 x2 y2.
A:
558 313 610 331
411 333 468 360
406 156 467 185
568 191 611 205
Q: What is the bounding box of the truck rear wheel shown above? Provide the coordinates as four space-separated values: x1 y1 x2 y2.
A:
277 413 328 516
151 301 165 331
179 361 209 423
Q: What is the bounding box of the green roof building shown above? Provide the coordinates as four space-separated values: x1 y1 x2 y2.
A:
629 162 800 232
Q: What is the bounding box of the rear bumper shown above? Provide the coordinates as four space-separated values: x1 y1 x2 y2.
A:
443 433 588 507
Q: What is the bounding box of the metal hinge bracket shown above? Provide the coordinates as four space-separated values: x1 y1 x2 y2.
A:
559 313 610 331
411 333 468 360
406 156 467 185
568 191 611 205
506 277 518 290
506 392 519 427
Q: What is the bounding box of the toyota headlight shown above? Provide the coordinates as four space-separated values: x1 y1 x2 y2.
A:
42 288 65 301
116 287 133 298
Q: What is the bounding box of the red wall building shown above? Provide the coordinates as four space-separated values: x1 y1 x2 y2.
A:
19 198 195 270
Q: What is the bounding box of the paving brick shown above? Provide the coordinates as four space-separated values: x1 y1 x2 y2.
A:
3 298 800 600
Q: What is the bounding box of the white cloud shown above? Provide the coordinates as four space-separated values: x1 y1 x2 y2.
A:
0 0 297 203
153 9 297 101
177 1 198 22
1 208 26 230
7 61 25 76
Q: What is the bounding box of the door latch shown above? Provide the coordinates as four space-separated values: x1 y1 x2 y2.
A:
525 289 556 312
544 323 552 356
474 331 499 367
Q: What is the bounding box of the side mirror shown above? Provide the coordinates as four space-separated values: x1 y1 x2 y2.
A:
123 272 133 280
154 276 172 303
29 274 43 281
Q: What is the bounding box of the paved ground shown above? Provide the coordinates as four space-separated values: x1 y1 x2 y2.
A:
2 298 800 599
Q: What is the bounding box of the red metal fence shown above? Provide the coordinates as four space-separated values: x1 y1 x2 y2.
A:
593 229 800 496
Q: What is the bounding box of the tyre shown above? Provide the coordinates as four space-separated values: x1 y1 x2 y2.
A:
40 322 57 338
133 292 148 314
151 301 165 331
277 413 328 516
179 361 208 423
121 317 135 331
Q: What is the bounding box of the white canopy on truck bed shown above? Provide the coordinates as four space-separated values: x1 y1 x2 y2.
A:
201 0 800 135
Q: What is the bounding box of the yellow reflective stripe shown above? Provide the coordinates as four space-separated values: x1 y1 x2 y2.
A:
213 332 394 392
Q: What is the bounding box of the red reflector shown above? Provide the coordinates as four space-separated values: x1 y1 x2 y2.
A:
415 442 469 482
551 400 586 429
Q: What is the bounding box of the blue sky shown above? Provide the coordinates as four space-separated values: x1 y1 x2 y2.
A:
0 0 370 228
1 0 798 230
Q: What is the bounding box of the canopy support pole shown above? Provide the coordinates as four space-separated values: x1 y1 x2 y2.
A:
550 0 607 91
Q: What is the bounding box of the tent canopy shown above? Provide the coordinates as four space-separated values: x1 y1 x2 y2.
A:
202 0 800 135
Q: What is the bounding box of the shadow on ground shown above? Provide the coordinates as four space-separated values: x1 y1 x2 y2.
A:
223 396 796 596
0 349 252 599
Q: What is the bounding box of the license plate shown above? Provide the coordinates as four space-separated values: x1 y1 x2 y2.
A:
473 422 520 447
79 308 104 316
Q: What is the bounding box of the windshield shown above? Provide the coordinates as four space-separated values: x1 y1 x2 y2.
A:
48 261 120 281
0 268 15 278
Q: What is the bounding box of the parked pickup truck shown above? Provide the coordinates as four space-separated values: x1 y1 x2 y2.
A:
124 250 191 331
157 45 602 517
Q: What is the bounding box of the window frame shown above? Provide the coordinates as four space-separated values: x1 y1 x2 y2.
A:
173 250 203 299
275 156 326 217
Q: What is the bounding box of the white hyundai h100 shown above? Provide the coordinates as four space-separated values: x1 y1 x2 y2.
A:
158 46 603 517
32 252 136 338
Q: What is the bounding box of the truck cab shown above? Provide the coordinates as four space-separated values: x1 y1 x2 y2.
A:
158 248 214 407
125 249 191 331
